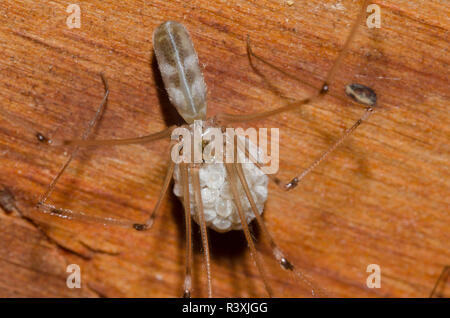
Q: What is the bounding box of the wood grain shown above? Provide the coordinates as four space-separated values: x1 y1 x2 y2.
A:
0 0 448 298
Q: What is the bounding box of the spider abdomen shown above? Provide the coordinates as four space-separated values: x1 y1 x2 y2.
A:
153 21 207 124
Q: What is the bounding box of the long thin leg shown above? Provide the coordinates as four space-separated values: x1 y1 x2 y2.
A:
233 161 327 297
235 136 284 189
244 36 294 103
213 0 370 125
37 74 169 230
180 163 193 298
430 266 450 298
134 145 176 230
39 73 110 205
284 106 374 190
245 35 314 97
37 74 133 227
37 74 138 228
233 101 374 191
36 202 137 228
38 141 175 230
224 163 273 297
57 125 176 147
191 165 213 298
0 187 70 244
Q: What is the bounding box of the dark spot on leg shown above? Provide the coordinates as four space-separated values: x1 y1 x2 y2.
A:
285 177 298 190
133 223 147 231
36 132 50 144
319 83 329 95
50 208 63 215
280 257 294 271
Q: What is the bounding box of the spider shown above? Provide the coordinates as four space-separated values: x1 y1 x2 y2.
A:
34 0 376 297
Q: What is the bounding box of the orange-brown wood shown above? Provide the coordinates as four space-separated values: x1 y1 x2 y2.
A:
0 0 448 297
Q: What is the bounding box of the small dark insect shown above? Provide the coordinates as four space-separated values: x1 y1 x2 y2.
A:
345 83 377 107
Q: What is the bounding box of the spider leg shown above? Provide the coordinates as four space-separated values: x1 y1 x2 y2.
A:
37 74 170 230
36 202 136 228
46 75 177 148
133 143 176 230
284 106 374 190
213 0 370 125
37 74 139 227
430 265 450 298
0 187 95 247
191 164 213 298
38 142 177 230
224 162 273 297
58 125 176 147
245 35 294 102
39 73 109 205
234 135 284 189
233 102 374 192
180 163 194 298
233 161 328 297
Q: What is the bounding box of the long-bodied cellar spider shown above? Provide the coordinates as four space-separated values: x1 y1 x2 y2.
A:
28 0 378 298
0 0 447 299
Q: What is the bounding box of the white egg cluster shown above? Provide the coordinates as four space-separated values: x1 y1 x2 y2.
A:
172 132 269 233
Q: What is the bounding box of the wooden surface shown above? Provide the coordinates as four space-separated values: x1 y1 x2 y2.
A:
0 0 449 298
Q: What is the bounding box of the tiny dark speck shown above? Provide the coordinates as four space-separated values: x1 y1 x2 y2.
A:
36 132 50 144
